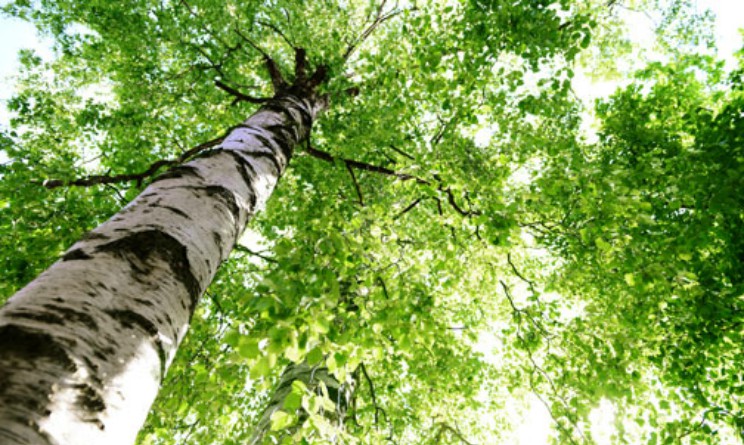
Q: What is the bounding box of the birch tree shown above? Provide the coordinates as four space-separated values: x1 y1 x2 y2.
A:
0 0 605 441
0 49 331 444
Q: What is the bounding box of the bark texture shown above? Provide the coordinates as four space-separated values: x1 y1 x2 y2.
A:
0 93 324 445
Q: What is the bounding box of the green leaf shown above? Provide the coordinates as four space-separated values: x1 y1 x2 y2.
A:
306 347 323 365
269 411 295 431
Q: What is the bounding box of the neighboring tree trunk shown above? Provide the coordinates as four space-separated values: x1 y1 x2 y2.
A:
0 57 327 445
249 361 353 445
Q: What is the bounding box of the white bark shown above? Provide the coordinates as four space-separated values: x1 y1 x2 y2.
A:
0 93 323 445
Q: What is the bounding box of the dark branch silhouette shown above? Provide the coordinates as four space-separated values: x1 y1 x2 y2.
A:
42 136 224 189
215 80 271 105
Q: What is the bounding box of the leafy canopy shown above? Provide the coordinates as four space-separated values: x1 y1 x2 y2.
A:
0 0 742 443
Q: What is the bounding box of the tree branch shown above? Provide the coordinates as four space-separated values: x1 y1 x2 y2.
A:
257 20 296 50
506 253 536 293
304 143 485 223
233 245 278 263
389 144 415 160
294 47 308 83
342 0 403 61
214 80 271 105
439 185 480 217
233 27 288 92
346 162 365 206
438 423 476 445
393 197 422 219
304 144 427 184
42 133 225 189
359 362 389 433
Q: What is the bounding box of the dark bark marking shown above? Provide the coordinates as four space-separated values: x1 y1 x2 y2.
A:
41 304 99 331
151 165 203 183
0 325 76 374
250 131 286 161
221 150 259 188
95 281 111 291
95 230 201 308
295 104 313 129
264 124 294 162
80 356 103 385
212 231 224 258
105 309 158 336
160 205 192 219
261 103 294 122
105 309 167 377
62 248 93 261
81 231 110 242
195 147 220 161
133 297 155 307
240 151 282 176
202 185 241 222
167 182 242 223
5 310 65 326
73 383 106 413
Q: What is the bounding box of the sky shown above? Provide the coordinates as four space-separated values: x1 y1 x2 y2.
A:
0 12 53 125
0 1 742 443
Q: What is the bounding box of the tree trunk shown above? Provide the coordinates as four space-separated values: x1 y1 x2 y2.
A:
249 361 353 445
0 91 325 445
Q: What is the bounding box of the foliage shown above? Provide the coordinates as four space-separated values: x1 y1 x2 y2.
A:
0 0 742 444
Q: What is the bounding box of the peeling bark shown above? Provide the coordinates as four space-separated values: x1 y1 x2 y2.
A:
0 93 325 445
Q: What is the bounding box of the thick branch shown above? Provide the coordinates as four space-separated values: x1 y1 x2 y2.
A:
233 28 288 92
294 47 308 83
215 80 271 105
42 136 224 189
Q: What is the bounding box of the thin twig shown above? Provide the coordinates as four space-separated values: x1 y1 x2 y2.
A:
393 198 422 219
257 20 296 49
342 0 403 61
388 144 415 160
346 162 365 206
359 362 389 434
506 253 537 294
233 245 278 263
304 144 427 184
